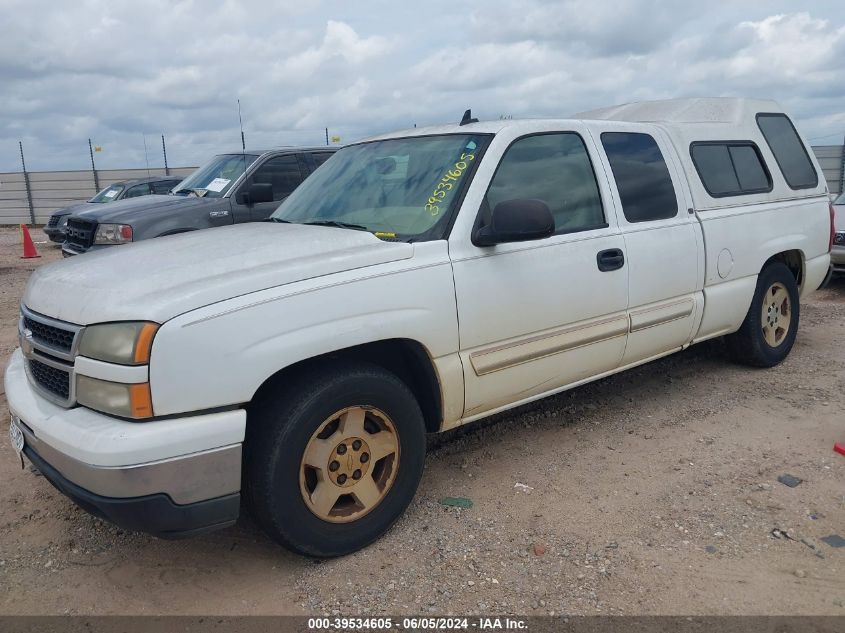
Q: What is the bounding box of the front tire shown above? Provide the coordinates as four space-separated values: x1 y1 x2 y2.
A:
244 362 426 557
725 261 800 367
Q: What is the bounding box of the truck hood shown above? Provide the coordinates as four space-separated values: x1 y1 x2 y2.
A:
23 223 414 324
72 194 218 224
51 202 94 218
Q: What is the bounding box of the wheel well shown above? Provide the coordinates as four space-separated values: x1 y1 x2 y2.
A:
765 250 803 288
250 339 443 433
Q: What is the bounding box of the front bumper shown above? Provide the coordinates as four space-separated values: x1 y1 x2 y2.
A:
61 242 114 257
5 349 246 538
43 226 66 243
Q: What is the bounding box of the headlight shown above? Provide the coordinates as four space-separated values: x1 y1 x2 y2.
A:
94 223 133 244
59 216 69 227
76 375 153 419
78 322 158 365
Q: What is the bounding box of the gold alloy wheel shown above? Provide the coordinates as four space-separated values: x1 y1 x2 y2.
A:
299 406 400 523
761 281 792 347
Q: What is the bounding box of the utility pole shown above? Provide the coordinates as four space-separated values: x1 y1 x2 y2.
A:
161 134 169 175
88 138 100 192
19 141 35 224
325 127 329 146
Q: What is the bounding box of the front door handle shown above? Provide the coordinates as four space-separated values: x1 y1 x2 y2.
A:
597 248 625 272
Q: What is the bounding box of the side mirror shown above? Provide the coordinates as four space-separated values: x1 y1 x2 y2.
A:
473 199 555 246
238 182 274 205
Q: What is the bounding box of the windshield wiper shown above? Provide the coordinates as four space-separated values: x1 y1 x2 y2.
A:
173 187 207 196
302 220 369 232
264 217 292 223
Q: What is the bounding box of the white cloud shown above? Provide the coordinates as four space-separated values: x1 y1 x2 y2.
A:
1 1 844 171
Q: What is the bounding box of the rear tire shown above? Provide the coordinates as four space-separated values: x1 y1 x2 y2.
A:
725 261 800 367
244 362 426 557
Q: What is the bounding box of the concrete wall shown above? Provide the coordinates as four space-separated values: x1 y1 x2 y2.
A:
0 167 195 225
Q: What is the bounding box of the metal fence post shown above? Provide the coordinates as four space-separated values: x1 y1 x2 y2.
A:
88 138 100 192
839 135 845 195
19 141 35 225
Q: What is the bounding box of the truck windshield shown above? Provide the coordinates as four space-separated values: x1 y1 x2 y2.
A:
835 191 845 205
173 154 259 198
89 184 125 203
271 134 491 241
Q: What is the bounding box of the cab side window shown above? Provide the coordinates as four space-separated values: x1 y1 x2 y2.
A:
482 133 606 236
124 183 151 198
249 155 305 201
601 132 678 222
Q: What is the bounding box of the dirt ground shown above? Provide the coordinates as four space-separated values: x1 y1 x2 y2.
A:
0 226 843 616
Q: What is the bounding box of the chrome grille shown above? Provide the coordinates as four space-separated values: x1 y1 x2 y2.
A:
19 306 83 407
23 314 75 353
835 232 845 246
47 215 60 227
65 217 97 249
28 358 70 400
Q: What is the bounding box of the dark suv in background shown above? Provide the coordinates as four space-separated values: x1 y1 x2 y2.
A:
62 147 336 256
43 176 181 243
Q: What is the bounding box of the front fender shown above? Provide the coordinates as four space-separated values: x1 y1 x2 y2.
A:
148 247 458 416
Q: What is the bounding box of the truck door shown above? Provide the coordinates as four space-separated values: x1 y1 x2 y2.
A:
449 126 629 419
231 154 308 222
592 124 704 365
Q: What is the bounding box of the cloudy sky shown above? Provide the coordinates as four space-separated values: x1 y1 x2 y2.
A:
1 0 844 172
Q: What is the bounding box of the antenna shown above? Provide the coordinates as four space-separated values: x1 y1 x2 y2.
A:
237 99 246 151
142 133 151 177
460 109 478 126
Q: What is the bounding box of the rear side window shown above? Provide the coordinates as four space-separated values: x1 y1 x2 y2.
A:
312 152 334 168
483 132 606 236
756 113 818 190
601 132 678 222
690 142 771 197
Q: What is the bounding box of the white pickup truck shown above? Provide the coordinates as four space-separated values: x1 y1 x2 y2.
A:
6 98 834 556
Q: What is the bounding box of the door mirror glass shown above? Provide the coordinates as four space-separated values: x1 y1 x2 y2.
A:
239 182 274 205
473 199 554 246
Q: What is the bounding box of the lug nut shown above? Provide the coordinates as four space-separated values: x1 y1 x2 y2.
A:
329 460 340 472
336 443 347 455
352 439 362 451
337 474 347 485
360 452 369 463
352 469 362 480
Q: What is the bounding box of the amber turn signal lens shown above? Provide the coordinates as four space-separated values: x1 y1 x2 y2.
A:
133 323 159 364
129 383 153 419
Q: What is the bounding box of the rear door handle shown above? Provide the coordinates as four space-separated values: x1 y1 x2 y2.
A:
597 248 625 272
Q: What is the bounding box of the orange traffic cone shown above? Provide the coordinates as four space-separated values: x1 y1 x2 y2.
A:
20 224 40 259
835 442 845 457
